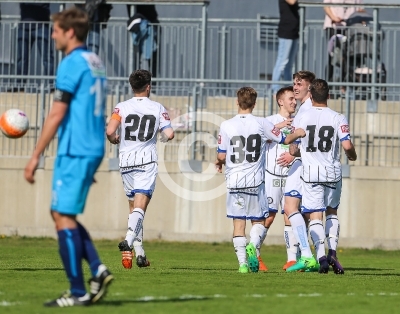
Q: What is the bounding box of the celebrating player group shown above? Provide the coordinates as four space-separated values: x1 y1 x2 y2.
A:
215 71 357 274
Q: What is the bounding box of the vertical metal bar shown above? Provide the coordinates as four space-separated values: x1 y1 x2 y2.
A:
268 88 273 116
371 8 378 100
128 5 135 75
199 3 208 83
191 85 197 160
220 24 226 91
298 6 305 71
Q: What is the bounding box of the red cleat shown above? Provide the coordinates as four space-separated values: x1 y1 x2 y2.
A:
258 256 268 271
282 260 296 271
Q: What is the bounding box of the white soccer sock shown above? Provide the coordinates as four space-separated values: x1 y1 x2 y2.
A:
125 208 145 247
325 214 340 251
233 236 247 266
287 212 313 258
309 219 326 259
284 225 299 262
256 227 268 257
250 224 266 255
133 227 145 257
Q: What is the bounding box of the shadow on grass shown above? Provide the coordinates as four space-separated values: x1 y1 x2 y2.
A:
99 296 212 305
11 268 63 271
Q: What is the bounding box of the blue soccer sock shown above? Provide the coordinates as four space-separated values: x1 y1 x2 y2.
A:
57 228 86 297
77 222 101 277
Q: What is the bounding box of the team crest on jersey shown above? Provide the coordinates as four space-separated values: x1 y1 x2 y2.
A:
341 125 350 133
218 135 221 144
82 52 106 76
271 127 280 136
113 108 120 114
162 112 170 120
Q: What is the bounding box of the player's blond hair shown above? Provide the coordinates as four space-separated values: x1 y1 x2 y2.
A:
276 86 294 107
237 87 257 110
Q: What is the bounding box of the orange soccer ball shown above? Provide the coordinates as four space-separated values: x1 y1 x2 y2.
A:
0 109 29 138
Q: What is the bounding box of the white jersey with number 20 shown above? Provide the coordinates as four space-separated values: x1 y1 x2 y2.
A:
111 97 171 167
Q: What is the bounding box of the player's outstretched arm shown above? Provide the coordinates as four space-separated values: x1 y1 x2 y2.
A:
342 140 357 161
283 128 305 145
159 127 174 143
215 153 226 173
106 119 121 144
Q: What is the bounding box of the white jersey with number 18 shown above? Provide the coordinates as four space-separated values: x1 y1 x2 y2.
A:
111 97 171 167
217 114 284 189
293 106 351 183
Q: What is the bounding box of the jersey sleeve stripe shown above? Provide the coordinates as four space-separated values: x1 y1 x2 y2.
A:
160 125 172 131
340 134 351 142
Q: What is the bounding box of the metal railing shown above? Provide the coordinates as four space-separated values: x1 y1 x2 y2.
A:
1 1 400 168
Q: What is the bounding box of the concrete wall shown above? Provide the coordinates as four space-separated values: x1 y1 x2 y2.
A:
1 157 400 250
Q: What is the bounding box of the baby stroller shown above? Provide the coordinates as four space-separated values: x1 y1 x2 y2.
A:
328 11 386 100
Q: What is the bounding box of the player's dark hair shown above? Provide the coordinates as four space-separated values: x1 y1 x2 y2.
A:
292 70 316 84
237 87 257 110
51 7 89 42
129 69 152 93
309 79 329 104
276 86 294 107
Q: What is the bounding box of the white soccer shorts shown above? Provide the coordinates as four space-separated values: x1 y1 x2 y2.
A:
120 162 158 200
301 180 342 213
284 159 303 199
265 171 286 214
226 183 268 220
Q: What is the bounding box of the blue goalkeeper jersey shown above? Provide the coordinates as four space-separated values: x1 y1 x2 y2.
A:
55 46 107 157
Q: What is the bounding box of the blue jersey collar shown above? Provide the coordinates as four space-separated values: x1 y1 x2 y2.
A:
68 45 88 55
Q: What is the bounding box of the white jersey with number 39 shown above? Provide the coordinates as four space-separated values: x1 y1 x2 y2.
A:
293 107 351 183
217 114 284 189
111 97 171 167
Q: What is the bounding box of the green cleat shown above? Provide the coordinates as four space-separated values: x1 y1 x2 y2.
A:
238 264 249 273
286 256 317 272
245 243 259 273
305 262 320 272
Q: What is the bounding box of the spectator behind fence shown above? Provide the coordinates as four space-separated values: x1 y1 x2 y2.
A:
323 0 363 84
11 3 54 92
76 0 113 54
271 0 299 95
127 5 159 80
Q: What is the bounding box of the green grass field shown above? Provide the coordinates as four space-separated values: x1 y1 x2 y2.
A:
1 237 399 314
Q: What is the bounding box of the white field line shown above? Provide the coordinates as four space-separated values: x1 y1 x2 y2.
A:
108 292 399 301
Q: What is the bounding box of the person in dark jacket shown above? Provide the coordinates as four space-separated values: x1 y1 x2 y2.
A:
127 4 159 79
15 3 54 91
